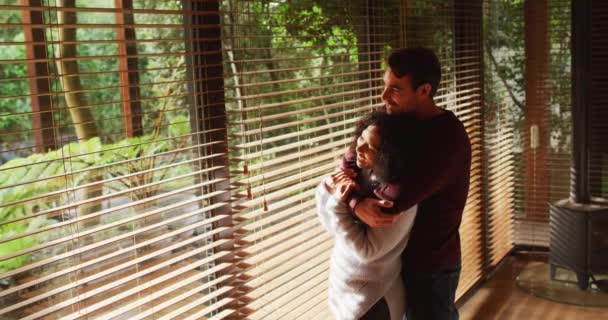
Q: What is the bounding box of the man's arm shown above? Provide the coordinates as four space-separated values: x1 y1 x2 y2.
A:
351 198 400 227
352 122 471 227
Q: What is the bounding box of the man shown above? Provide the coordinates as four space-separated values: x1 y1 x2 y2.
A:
343 47 471 320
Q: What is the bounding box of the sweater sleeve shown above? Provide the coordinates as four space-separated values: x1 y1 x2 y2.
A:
316 182 417 262
350 115 471 213
338 148 367 210
316 182 348 234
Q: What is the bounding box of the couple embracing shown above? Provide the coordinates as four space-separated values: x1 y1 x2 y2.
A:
316 48 471 320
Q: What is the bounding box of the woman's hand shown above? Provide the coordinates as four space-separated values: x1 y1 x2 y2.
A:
324 170 356 202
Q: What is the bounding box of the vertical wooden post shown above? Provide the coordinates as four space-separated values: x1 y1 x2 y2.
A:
115 0 143 137
183 2 230 214
580 0 608 201
571 0 590 203
524 0 551 219
183 0 235 313
21 0 56 152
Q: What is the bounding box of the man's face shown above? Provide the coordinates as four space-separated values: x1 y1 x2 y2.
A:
381 68 421 115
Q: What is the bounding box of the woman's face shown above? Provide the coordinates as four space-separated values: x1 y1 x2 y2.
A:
355 125 380 169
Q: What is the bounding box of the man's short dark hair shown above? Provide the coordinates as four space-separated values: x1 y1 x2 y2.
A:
387 47 442 98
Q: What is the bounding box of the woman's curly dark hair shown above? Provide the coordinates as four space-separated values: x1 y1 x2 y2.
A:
350 111 420 183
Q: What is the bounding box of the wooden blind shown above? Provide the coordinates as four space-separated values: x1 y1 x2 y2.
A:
512 0 571 247
0 1 234 318
483 0 516 268
483 0 572 248
1 0 516 318
403 0 485 300
221 0 402 318
223 0 488 314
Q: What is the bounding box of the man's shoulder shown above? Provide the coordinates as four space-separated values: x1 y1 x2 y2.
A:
426 110 468 142
414 110 471 167
432 109 463 127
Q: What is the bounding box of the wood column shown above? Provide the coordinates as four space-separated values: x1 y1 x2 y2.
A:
524 0 551 220
21 0 56 152
115 0 143 137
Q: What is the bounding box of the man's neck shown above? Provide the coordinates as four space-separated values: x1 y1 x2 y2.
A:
412 101 444 119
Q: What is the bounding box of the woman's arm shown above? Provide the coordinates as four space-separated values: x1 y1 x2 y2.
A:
316 182 417 262
316 171 356 233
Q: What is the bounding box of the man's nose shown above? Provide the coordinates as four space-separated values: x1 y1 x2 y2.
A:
381 87 389 101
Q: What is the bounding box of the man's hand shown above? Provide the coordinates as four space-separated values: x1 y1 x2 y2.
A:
353 197 398 227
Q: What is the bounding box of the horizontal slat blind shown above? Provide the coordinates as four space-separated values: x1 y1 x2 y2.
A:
483 0 572 250
221 0 402 318
404 0 485 300
1 0 563 318
514 0 571 247
1 1 233 319
482 0 516 267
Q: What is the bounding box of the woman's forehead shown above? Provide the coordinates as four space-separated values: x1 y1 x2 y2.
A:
362 125 381 148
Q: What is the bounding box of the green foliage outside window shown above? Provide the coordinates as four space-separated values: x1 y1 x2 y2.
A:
0 114 189 272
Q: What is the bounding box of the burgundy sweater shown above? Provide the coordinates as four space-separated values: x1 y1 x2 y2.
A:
341 110 471 273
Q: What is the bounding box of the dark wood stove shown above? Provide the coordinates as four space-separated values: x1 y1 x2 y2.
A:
549 0 608 292
549 200 608 290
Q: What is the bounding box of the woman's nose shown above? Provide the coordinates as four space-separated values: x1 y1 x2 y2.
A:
356 143 364 153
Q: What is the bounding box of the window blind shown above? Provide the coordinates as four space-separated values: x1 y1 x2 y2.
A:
220 0 402 318
515 0 571 247
482 0 517 268
403 0 485 300
483 0 572 248
0 0 511 318
1 1 233 318
223 0 487 315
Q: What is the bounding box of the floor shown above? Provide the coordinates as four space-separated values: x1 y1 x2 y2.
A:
458 253 607 320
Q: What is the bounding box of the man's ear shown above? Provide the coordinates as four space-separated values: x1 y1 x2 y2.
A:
417 83 432 98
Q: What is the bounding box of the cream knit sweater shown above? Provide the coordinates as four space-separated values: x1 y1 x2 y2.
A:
315 182 417 320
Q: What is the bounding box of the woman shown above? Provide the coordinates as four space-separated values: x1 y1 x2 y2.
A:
316 112 419 320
